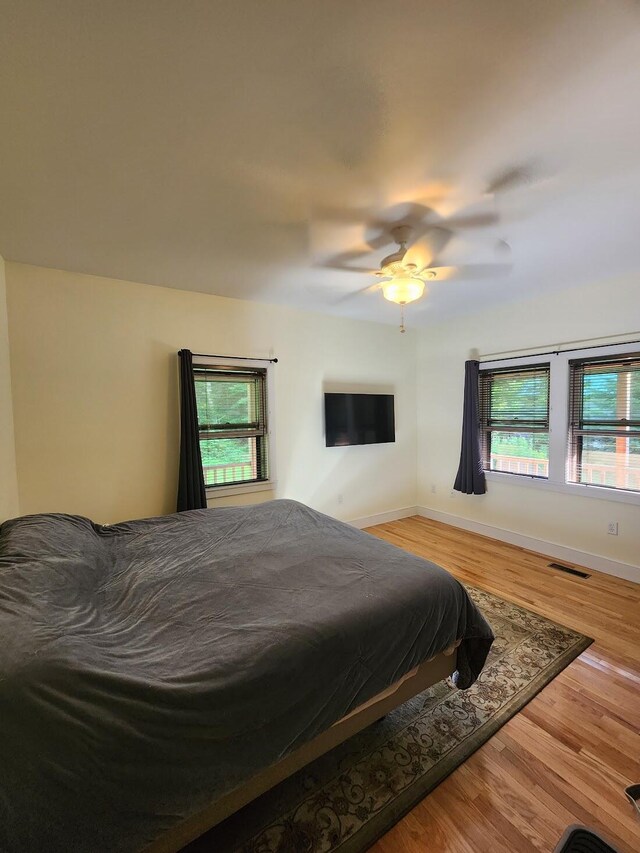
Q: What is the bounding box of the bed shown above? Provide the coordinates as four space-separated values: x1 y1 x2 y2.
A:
0 499 493 853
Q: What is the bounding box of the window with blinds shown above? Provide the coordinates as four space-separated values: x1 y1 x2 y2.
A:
479 364 550 478
193 365 268 488
568 354 640 493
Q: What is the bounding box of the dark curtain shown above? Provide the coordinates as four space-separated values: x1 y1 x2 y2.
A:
177 349 207 512
453 360 487 495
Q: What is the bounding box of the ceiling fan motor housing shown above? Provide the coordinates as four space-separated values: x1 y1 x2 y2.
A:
391 224 414 246
377 253 406 275
377 226 414 274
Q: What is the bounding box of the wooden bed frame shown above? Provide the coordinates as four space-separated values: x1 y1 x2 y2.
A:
144 648 458 853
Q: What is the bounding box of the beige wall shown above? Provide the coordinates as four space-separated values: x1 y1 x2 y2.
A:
0 255 19 521
5 260 639 574
6 263 417 524
416 271 640 570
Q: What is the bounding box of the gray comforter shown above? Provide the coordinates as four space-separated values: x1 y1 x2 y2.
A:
0 499 493 852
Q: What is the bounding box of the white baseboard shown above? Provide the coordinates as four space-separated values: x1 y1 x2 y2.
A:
349 506 418 530
417 506 640 584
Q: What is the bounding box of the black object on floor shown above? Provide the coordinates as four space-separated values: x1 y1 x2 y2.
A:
554 825 620 853
625 782 640 817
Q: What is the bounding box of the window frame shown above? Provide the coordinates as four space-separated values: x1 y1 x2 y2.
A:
567 352 640 493
192 355 276 498
479 362 551 480
481 341 640 507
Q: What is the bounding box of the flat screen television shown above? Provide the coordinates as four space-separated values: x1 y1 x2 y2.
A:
324 393 395 447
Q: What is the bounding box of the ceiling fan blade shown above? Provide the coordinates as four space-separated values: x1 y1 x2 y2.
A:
405 227 452 270
410 184 453 208
317 261 378 273
398 201 438 226
426 263 512 281
315 246 377 273
495 238 512 258
485 162 555 196
421 265 459 281
335 282 382 304
363 203 438 249
459 262 513 279
445 211 500 229
366 231 395 250
485 165 534 195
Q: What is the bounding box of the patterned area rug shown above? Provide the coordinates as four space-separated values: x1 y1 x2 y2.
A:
184 586 592 853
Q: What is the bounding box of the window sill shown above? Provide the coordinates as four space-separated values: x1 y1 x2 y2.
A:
205 480 276 499
485 470 640 506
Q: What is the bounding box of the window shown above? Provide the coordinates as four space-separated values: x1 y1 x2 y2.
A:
568 354 640 493
478 341 640 504
193 364 269 489
479 364 550 478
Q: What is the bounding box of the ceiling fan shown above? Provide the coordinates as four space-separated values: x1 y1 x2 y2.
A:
340 222 511 332
373 224 438 306
306 174 544 329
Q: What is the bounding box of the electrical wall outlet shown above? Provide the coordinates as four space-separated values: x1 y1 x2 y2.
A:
337 494 343 505
430 484 437 494
607 521 618 536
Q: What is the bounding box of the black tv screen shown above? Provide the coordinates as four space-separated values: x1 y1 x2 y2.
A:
324 393 395 447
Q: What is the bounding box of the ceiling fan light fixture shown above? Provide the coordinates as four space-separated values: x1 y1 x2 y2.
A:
382 275 425 305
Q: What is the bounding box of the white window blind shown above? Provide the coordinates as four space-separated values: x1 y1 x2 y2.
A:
568 354 640 493
479 364 550 478
193 365 268 488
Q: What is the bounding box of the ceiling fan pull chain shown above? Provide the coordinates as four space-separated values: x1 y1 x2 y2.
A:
400 304 406 334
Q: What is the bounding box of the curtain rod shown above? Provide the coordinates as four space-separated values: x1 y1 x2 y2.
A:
184 352 278 363
479 335 640 362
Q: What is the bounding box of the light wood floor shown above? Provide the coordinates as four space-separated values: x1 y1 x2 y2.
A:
365 516 640 853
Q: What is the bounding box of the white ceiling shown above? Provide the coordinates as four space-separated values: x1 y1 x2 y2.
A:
1 0 640 326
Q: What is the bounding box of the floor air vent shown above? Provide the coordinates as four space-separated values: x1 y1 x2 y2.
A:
548 562 590 579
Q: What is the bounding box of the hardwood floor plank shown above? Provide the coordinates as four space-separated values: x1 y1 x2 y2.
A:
495 729 639 853
456 753 557 849
366 516 640 853
524 691 640 781
423 782 525 853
